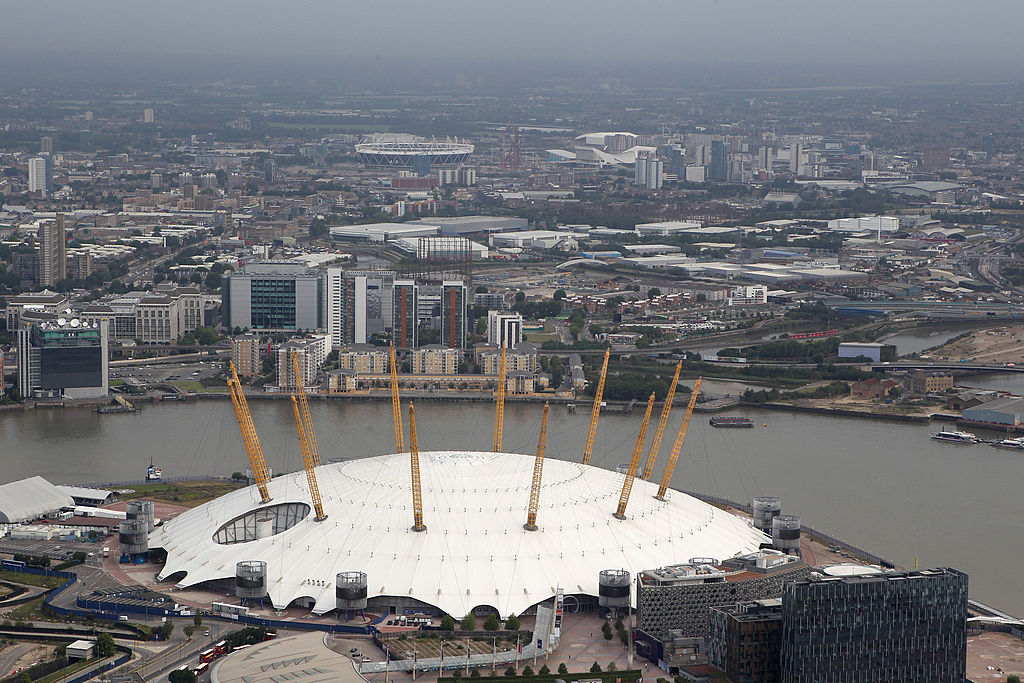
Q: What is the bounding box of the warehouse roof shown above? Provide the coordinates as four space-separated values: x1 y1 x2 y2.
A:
0 476 75 524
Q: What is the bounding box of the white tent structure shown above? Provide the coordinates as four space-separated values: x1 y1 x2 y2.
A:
0 476 75 524
152 451 768 617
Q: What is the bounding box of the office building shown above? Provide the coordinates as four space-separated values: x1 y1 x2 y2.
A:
411 345 459 374
232 334 263 377
223 262 323 332
684 166 706 183
38 215 67 287
440 280 467 349
143 108 155 123
134 286 203 344
276 334 331 391
335 270 395 345
28 156 50 194
707 599 783 683
40 136 53 154
17 318 109 400
392 280 419 349
780 568 967 682
80 130 93 152
263 159 276 183
487 311 523 348
4 291 71 330
637 550 809 639
710 140 729 181
789 142 803 175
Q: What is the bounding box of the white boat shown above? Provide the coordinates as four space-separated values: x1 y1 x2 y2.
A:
147 460 162 480
991 437 1024 450
930 430 979 444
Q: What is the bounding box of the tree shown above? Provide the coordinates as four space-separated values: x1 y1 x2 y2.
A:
553 289 566 300
169 669 197 683
607 662 617 672
19 674 31 683
514 291 526 304
96 632 116 657
590 662 602 673
1008 676 1022 683
231 472 245 481
557 663 568 675
159 621 174 640
538 665 549 675
183 625 194 638
504 667 517 677
522 666 533 677
484 613 500 631
441 614 456 631
601 621 613 640
461 613 477 631
505 613 520 631
193 613 203 627
648 288 661 297
470 669 481 678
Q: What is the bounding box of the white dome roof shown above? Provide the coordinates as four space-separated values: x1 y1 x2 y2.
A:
153 451 768 617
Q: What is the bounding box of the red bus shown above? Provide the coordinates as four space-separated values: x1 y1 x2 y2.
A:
199 649 217 663
192 662 209 677
263 631 277 641
212 641 228 655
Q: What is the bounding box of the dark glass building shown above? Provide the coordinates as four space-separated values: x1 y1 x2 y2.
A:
780 568 967 682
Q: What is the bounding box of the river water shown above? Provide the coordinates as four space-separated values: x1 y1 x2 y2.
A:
2 398 1023 616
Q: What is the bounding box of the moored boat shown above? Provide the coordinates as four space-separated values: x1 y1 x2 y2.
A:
710 416 754 428
930 430 979 444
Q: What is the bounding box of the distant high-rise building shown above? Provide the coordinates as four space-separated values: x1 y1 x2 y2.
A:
79 130 93 152
440 280 467 349
338 270 395 345
28 156 50 194
487 311 523 348
759 146 773 172
40 135 53 154
789 142 803 175
38 215 67 288
263 159 276 183
923 147 950 171
412 154 432 177
634 153 664 190
143 108 155 123
392 280 419 349
151 173 163 190
780 568 967 682
709 140 729 181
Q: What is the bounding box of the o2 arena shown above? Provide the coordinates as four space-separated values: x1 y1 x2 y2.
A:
355 133 474 168
150 359 768 618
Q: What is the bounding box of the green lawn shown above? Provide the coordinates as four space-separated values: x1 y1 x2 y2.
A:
0 571 65 589
172 380 228 393
119 481 245 508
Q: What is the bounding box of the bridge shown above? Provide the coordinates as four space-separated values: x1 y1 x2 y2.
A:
831 300 1024 317
871 361 1024 374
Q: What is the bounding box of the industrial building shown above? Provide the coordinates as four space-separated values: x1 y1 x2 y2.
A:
780 568 967 682
17 317 109 399
0 476 75 524
837 342 896 362
961 397 1024 426
150 450 768 618
412 215 527 236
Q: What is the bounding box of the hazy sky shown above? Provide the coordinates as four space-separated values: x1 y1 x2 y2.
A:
3 0 1023 69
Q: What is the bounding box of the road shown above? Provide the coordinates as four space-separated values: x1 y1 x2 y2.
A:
0 643 35 679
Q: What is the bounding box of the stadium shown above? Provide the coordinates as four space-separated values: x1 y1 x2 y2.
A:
150 449 768 618
355 133 474 168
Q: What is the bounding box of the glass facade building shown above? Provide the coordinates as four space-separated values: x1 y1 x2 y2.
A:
779 568 967 682
223 262 323 332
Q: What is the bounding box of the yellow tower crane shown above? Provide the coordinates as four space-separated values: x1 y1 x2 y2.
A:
390 344 404 453
613 392 656 520
227 362 272 504
523 403 549 531
656 377 702 501
408 402 426 532
290 351 326 521
641 361 683 480
581 348 610 465
493 345 507 452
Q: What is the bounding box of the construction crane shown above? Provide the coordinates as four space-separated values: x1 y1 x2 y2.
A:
523 403 549 531
581 348 610 466
641 361 683 480
656 378 703 501
613 392 656 520
290 396 327 521
227 363 272 504
408 402 426 532
290 350 320 466
493 345 507 452
390 344 404 453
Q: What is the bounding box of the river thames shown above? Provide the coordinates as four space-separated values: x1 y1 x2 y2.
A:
3 395 1023 615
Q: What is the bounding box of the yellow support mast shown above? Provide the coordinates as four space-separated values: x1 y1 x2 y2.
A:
290 350 321 466
408 402 426 532
641 361 683 480
493 345 507 452
390 344 405 453
523 403 549 531
656 378 702 501
227 363 272 504
290 396 327 521
613 392 656 520
581 348 610 465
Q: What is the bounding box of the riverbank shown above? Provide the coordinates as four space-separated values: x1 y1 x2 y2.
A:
740 400 962 423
